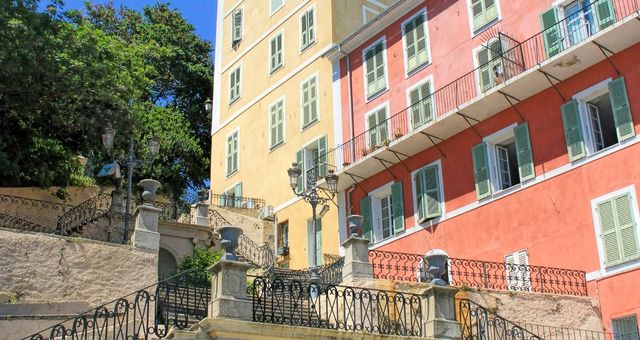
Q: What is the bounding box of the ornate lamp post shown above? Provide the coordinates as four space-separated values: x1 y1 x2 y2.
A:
101 124 160 244
204 98 213 119
286 163 339 282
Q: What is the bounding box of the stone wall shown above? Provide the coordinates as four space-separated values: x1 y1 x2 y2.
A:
0 227 157 306
211 206 274 245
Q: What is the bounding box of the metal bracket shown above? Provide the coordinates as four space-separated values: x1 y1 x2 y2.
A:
419 132 447 158
498 90 526 122
387 148 412 171
345 172 368 195
373 156 398 181
457 112 483 141
316 187 339 208
538 69 565 101
593 41 620 76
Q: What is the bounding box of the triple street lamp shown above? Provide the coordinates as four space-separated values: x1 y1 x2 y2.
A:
287 163 339 282
101 124 160 244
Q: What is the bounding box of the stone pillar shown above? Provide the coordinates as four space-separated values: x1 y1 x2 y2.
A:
341 236 373 283
423 286 461 340
131 179 161 250
208 260 252 320
110 189 124 214
193 202 209 226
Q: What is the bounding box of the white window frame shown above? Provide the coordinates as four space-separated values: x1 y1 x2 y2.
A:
362 36 389 102
364 101 390 149
270 0 285 16
368 181 396 243
572 77 619 157
299 5 316 52
300 73 320 130
465 0 502 37
411 159 446 227
483 123 519 195
400 8 431 77
269 30 285 75
228 64 242 106
505 249 531 291
231 7 244 46
591 185 640 276
225 128 240 178
406 74 436 131
268 96 286 150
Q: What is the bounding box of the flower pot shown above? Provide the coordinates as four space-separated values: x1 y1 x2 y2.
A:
347 214 364 237
217 225 244 261
139 179 161 205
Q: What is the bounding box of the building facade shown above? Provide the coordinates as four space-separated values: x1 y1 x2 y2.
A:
210 0 399 269
321 0 640 334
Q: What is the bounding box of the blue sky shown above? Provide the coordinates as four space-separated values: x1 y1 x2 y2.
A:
41 0 217 43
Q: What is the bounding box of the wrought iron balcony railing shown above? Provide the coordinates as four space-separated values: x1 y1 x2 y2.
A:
0 193 72 234
459 298 543 340
368 249 588 296
269 255 345 286
317 0 640 173
210 194 265 210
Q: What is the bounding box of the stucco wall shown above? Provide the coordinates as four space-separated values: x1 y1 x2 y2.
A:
0 228 157 306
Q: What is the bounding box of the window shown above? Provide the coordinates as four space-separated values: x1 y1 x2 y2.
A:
540 1 615 58
613 315 639 340
277 221 289 256
269 99 285 148
363 39 387 99
561 77 635 162
270 0 284 15
226 130 239 176
476 39 505 92
594 190 639 267
221 182 243 208
301 76 318 128
505 250 531 291
472 123 534 200
360 182 404 243
295 136 327 193
270 32 283 74
408 79 434 129
307 219 323 266
366 105 389 150
402 11 429 74
231 8 242 46
470 0 499 32
413 162 443 224
300 7 315 51
229 66 241 105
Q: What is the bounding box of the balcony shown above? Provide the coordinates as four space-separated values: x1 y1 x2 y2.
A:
321 0 640 191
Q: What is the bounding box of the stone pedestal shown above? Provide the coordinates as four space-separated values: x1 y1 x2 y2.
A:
194 203 209 226
341 236 373 283
110 190 124 214
423 285 461 340
208 260 252 320
131 205 162 250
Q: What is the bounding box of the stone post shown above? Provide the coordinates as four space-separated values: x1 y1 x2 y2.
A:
193 202 209 226
423 285 461 340
208 259 252 320
110 189 124 214
131 179 161 250
341 236 373 283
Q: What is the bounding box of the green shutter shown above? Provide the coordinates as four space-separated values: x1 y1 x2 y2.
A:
270 105 277 147
595 0 615 30
317 136 327 177
296 150 304 193
478 48 492 92
599 199 622 266
514 123 535 182
608 77 635 142
391 182 405 234
405 20 417 71
615 194 639 262
365 49 376 97
377 108 388 144
232 9 242 43
409 88 422 128
484 0 498 24
472 142 491 200
234 182 243 207
277 102 284 143
423 165 442 220
414 167 427 222
561 100 586 162
360 196 373 241
422 83 433 123
471 0 485 31
540 7 563 58
309 78 318 122
368 113 378 147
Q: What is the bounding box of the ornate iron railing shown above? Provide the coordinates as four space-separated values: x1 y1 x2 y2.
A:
520 322 639 340
317 0 640 172
251 277 423 337
21 269 211 340
270 256 345 285
56 193 126 236
459 298 543 340
155 201 191 222
0 194 72 233
237 233 275 270
210 194 265 210
368 249 588 296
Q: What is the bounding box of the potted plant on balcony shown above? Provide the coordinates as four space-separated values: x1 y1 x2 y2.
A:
393 128 404 140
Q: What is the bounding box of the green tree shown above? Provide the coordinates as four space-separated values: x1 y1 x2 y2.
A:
177 247 222 287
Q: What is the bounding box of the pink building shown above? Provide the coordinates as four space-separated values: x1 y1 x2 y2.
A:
323 0 640 334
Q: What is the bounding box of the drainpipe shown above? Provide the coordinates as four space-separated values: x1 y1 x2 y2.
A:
337 44 355 162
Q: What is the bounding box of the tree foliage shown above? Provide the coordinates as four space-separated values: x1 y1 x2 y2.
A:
0 0 212 199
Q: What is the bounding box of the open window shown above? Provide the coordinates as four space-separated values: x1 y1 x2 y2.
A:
359 182 404 243
295 136 327 193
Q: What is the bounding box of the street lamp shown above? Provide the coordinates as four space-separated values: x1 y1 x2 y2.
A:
204 98 213 119
286 163 339 282
101 124 160 244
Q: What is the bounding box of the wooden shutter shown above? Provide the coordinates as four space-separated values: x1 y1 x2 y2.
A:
391 182 405 234
317 136 327 177
365 49 376 97
615 194 639 262
226 135 233 174
302 80 310 126
377 108 388 144
421 82 433 123
484 0 498 24
301 12 308 48
561 100 586 161
514 123 535 182
270 104 277 147
374 44 386 93
409 88 423 128
608 77 635 141
472 142 491 200
415 14 428 67
307 9 315 44
234 182 243 207
595 0 615 30
368 113 379 147
599 198 622 266
276 102 284 144
360 196 373 241
540 8 563 58
477 48 492 92
296 150 304 193
423 165 442 220
471 0 485 31
405 19 417 71
414 168 427 222
309 78 318 122
232 9 242 43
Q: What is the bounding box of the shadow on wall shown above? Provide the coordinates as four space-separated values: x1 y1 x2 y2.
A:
159 248 178 280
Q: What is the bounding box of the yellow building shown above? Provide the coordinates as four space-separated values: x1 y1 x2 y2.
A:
211 0 398 268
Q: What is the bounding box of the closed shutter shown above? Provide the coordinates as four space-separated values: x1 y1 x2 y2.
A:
421 82 434 123
514 123 535 182
540 8 563 58
608 77 635 141
302 80 313 127
374 44 385 92
616 194 639 262
317 136 327 177
477 48 492 92
391 182 405 234
307 9 315 45
471 0 485 31
405 19 417 71
309 78 318 122
276 102 284 144
599 198 621 266
423 165 442 221
368 112 379 147
360 196 373 241
484 0 498 24
296 150 304 193
472 142 491 200
226 135 233 174
561 100 586 161
409 88 423 128
301 12 308 48
365 49 376 97
232 9 242 43
598 193 640 267
595 0 615 30
415 168 427 222
415 14 428 67
270 104 277 147
377 108 388 144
